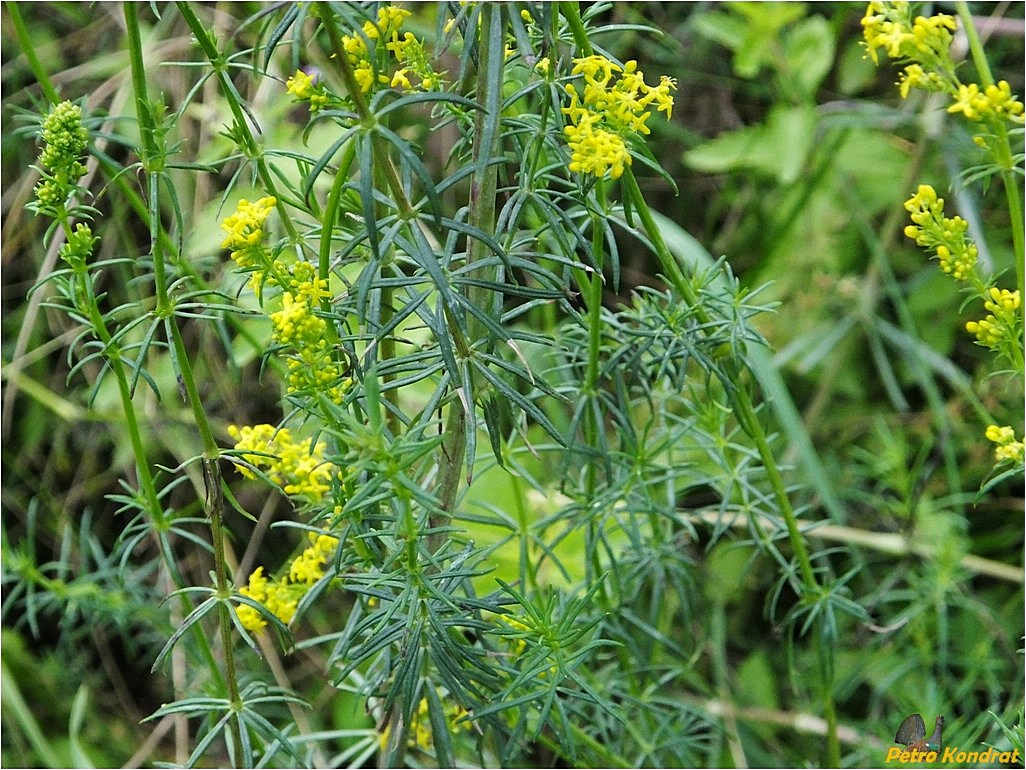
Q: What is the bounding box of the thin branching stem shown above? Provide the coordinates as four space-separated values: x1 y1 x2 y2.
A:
125 3 243 759
621 163 839 763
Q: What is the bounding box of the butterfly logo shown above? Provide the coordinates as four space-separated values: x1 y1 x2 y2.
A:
894 713 945 752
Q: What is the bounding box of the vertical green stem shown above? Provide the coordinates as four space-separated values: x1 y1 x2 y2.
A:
7 3 60 105
581 181 607 589
435 3 505 531
955 2 995 88
955 2 1025 295
126 3 242 759
622 164 838 762
175 3 300 246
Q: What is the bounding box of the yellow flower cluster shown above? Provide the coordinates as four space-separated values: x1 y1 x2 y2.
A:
339 6 440 95
985 425 1025 466
236 533 340 633
904 186 1022 371
861 2 956 66
903 185 978 280
897 63 945 99
221 198 350 403
966 287 1021 350
228 423 334 501
862 2 1024 125
561 55 676 179
221 196 276 264
286 70 331 112
379 693 471 752
269 262 350 403
947 81 1025 123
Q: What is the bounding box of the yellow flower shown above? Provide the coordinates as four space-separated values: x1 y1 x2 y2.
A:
264 579 300 625
561 54 675 179
236 532 341 633
982 287 1020 317
948 80 1025 123
985 424 1025 465
270 293 326 348
365 6 410 40
236 569 299 631
227 424 334 502
237 566 270 632
338 6 439 96
966 288 1021 352
289 534 339 585
564 119 630 179
286 69 331 112
221 196 277 267
903 185 977 281
286 70 315 99
897 64 944 98
862 2 955 65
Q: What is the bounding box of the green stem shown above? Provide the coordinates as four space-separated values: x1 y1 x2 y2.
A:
123 4 158 162
175 2 300 246
622 164 838 761
1002 169 1025 298
560 2 593 55
7 2 60 105
581 180 608 589
435 3 505 532
57 203 165 533
955 3 1025 295
955 2 995 88
126 3 243 759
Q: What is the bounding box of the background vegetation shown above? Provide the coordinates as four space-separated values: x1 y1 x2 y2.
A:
1 2 1022 768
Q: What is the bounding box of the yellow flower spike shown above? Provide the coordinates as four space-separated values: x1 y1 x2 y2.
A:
903 185 978 281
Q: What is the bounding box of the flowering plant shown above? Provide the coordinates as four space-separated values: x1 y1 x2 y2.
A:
864 1 1024 477
4 3 1022 768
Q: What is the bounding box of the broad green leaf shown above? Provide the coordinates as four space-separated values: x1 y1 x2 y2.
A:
782 15 835 99
684 104 817 185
